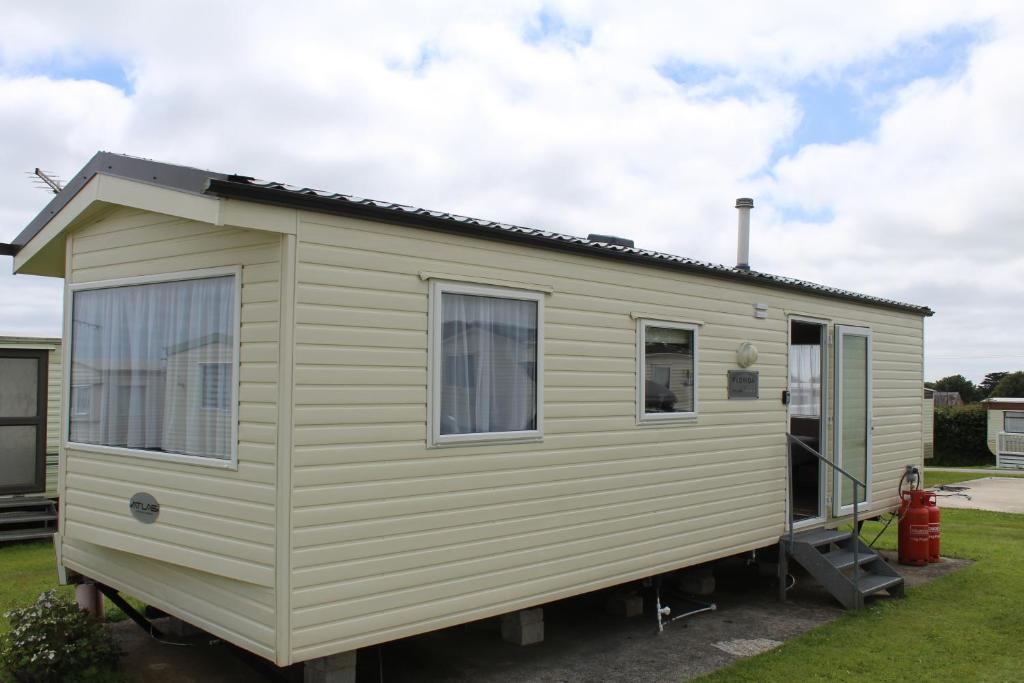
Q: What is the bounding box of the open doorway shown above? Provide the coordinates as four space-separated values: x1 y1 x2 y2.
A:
789 319 826 526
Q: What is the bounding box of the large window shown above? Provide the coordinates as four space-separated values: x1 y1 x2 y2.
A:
1006 412 1024 434
68 269 239 464
638 320 698 421
430 282 543 445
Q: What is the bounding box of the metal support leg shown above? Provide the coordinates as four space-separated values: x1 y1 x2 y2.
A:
778 540 788 602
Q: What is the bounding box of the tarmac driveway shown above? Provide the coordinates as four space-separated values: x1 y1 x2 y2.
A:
935 476 1024 514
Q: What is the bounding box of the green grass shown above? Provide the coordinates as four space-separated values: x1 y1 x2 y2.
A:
699 507 1024 682
0 540 141 635
0 540 73 632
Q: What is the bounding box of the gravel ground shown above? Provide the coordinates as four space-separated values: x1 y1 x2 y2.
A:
109 552 969 683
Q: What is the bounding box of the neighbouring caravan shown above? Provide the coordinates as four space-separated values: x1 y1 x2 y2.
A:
0 336 60 540
2 153 931 672
982 398 1024 469
923 386 934 460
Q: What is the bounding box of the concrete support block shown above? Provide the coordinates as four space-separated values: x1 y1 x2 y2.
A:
605 591 644 618
678 566 716 596
75 583 105 620
163 616 202 638
304 650 357 683
501 608 544 646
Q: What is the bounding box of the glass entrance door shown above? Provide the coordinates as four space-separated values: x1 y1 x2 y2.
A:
0 350 47 495
834 326 871 515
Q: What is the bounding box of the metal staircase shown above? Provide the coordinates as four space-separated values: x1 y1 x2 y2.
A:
782 527 904 609
0 497 58 542
780 434 905 610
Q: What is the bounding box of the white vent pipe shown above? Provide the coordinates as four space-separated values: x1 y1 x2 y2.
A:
735 197 753 270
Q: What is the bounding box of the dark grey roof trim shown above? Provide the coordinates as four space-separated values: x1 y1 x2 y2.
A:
7 152 933 316
207 177 934 316
9 151 228 250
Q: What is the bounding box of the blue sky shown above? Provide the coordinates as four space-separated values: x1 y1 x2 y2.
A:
0 2 1021 382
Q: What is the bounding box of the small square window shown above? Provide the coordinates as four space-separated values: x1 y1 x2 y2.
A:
638 320 698 421
1006 412 1024 434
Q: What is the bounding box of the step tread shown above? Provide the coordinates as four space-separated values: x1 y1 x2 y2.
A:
857 573 904 596
790 528 851 547
824 549 879 570
0 528 56 542
0 512 57 524
0 497 53 509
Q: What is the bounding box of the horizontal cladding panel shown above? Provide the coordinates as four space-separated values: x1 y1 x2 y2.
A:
291 523 777 656
291 429 780 486
292 459 780 528
64 488 273 546
61 539 275 659
290 211 924 655
65 502 273 566
73 219 247 255
292 496 781 610
292 467 783 553
293 485 781 586
297 220 922 329
66 452 276 497
291 449 779 510
64 520 273 587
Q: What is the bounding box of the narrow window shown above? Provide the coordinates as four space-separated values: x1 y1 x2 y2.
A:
201 363 232 411
431 282 543 445
71 384 92 417
639 320 698 421
1006 412 1024 434
68 272 238 463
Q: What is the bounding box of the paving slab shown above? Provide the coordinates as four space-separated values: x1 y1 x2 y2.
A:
933 476 1024 514
104 554 969 682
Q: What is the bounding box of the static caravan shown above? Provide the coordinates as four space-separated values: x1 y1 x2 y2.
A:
0 336 60 540
982 398 1024 468
2 152 932 675
922 387 934 460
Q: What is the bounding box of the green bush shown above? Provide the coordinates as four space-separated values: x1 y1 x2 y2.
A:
1 590 121 683
933 403 993 466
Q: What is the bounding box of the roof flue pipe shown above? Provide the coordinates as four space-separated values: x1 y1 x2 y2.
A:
735 197 754 271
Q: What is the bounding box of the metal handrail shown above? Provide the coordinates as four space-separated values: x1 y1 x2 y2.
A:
785 433 866 604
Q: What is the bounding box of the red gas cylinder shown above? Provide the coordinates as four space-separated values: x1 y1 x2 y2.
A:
898 489 930 566
925 492 941 563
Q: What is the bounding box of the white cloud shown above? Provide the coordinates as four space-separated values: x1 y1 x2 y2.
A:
0 1 1021 382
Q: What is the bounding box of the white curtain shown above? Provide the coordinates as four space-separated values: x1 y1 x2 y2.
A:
69 276 235 459
439 293 537 435
789 345 821 417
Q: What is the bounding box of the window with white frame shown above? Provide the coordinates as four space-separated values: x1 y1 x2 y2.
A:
638 320 698 420
201 363 232 411
68 271 238 462
1006 412 1024 434
431 282 542 445
70 384 92 417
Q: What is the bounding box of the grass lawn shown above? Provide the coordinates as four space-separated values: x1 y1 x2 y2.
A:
0 540 139 635
699 506 1024 682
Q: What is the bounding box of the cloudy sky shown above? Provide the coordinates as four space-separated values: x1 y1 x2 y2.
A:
1 1 1021 383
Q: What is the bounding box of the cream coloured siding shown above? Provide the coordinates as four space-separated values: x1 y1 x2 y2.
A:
46 347 61 496
287 212 924 660
987 408 1001 455
59 207 283 659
